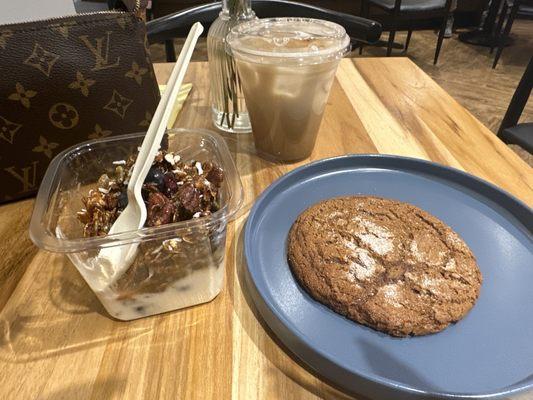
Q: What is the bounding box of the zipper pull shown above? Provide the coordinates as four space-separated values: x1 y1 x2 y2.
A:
119 0 143 14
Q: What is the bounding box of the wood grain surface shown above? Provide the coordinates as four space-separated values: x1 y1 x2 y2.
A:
0 58 531 400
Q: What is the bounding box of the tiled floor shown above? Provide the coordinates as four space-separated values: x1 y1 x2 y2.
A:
149 19 533 164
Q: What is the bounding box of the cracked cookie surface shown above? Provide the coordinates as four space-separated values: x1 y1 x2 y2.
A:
287 196 482 337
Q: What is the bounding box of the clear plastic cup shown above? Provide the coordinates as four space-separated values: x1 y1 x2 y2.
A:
226 18 350 162
29 129 243 320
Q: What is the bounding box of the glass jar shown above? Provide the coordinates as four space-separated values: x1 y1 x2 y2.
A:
207 0 255 133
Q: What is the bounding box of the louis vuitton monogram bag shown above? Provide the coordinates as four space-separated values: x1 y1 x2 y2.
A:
0 10 160 203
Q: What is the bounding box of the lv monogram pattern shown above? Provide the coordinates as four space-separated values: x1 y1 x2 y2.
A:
0 13 160 203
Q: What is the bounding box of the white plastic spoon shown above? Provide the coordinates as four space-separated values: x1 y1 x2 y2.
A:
98 22 204 284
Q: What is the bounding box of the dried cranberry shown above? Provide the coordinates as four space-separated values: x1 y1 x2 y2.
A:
177 183 201 213
146 192 176 226
163 172 179 196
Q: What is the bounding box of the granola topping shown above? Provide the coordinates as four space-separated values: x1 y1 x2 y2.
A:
77 149 225 236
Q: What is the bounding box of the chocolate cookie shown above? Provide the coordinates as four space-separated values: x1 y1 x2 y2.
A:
287 196 482 337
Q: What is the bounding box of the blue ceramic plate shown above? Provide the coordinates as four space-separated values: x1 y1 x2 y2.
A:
244 155 533 400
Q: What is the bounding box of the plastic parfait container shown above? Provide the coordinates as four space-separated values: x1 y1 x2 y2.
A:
29 129 243 321
226 18 350 162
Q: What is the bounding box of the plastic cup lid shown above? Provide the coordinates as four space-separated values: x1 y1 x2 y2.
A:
226 18 350 61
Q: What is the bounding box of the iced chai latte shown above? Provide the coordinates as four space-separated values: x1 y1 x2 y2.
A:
227 18 350 161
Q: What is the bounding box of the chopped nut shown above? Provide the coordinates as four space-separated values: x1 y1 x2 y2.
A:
162 238 183 253
97 174 111 189
115 166 125 182
206 166 224 187
154 152 164 163
195 161 204 175
84 190 107 210
164 153 176 165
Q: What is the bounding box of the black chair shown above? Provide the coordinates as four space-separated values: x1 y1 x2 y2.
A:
359 0 454 64
497 56 532 154
146 1 382 62
491 0 533 68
